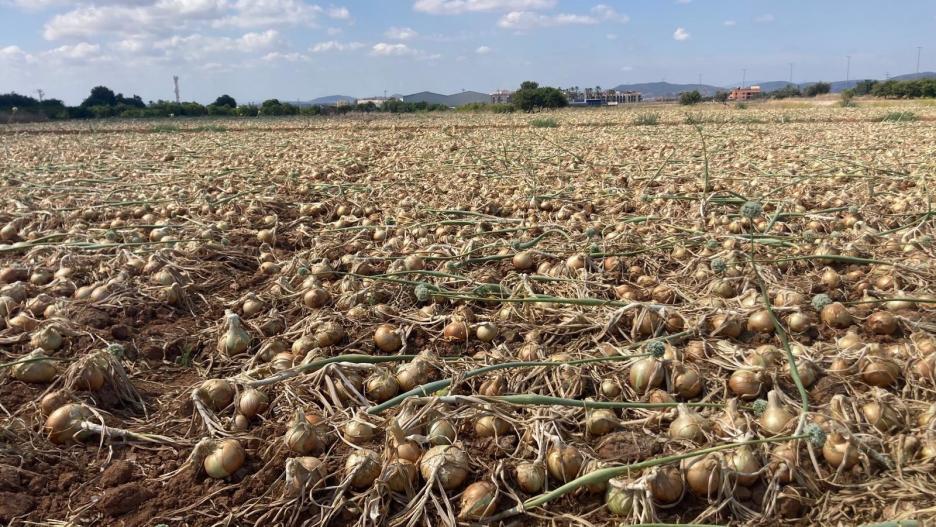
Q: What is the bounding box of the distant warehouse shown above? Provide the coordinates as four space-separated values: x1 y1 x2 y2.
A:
492 88 641 106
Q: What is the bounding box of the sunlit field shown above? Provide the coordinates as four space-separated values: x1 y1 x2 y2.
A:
1 99 935 526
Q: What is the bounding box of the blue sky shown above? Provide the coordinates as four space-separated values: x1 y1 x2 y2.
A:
1 0 933 104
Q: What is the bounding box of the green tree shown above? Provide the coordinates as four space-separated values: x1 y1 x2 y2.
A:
771 85 801 99
512 81 567 112
713 91 729 103
679 90 702 105
213 94 237 108
81 86 117 107
804 82 831 97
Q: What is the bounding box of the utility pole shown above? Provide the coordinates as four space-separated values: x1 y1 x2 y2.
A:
789 63 793 85
36 89 44 102
846 55 851 83
698 73 702 88
741 68 746 88
173 75 180 104
917 46 923 74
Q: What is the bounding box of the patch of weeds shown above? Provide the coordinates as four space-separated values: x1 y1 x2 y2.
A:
193 124 228 132
149 124 180 133
530 117 558 128
878 111 917 122
633 112 660 126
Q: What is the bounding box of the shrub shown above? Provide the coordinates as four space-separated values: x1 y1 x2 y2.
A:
633 112 660 126
804 82 831 97
735 102 748 110
679 90 702 106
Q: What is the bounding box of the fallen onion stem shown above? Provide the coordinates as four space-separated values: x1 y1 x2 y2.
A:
0 356 76 369
368 353 653 415
416 394 724 410
485 434 809 522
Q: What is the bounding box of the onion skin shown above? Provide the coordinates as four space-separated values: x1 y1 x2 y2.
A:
384 459 418 493
628 358 664 394
728 369 764 399
11 350 57 383
458 481 499 520
822 433 859 469
684 455 721 497
515 462 546 494
647 465 684 505
420 445 470 490
760 390 794 436
866 311 898 335
546 444 584 483
198 379 235 412
860 355 901 387
204 439 246 479
345 449 381 489
45 403 93 444
285 457 326 496
606 482 636 515
373 324 403 352
237 389 269 418
820 303 853 329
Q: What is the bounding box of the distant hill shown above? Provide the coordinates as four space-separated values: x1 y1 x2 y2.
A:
739 72 936 94
401 90 490 107
613 82 722 99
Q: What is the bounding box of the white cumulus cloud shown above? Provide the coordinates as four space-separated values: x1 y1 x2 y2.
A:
371 42 416 56
723 20 736 27
310 40 364 53
413 0 555 15
498 4 626 30
475 45 492 54
385 26 418 40
673 27 690 41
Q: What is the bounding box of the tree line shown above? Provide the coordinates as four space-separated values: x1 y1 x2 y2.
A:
1 81 570 122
